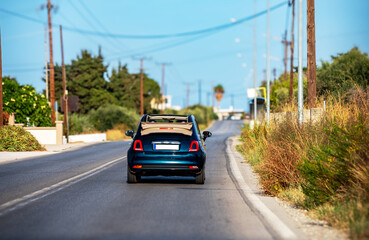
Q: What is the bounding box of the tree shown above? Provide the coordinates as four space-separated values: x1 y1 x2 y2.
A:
317 47 369 97
214 84 225 109
261 72 307 110
108 63 160 114
2 76 52 126
69 50 114 114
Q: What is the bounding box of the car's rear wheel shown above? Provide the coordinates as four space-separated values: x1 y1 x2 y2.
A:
127 167 138 183
195 168 205 184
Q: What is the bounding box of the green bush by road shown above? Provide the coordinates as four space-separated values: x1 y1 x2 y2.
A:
238 89 369 239
0 126 45 151
238 45 369 240
164 104 217 129
2 76 52 126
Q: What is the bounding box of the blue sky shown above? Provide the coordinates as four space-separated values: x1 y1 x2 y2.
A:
1 0 369 111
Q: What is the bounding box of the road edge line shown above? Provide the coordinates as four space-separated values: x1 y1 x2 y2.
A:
0 156 125 216
226 136 297 240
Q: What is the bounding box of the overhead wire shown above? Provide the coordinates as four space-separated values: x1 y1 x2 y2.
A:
175 50 244 65
106 30 219 60
0 1 287 39
58 11 117 54
76 0 133 52
66 0 120 53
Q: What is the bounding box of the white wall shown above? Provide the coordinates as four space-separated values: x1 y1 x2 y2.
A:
67 133 106 143
26 129 57 145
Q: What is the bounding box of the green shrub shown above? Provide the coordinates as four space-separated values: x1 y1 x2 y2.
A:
0 126 45 151
180 104 215 125
88 104 140 132
239 86 369 238
69 114 96 135
163 104 216 127
2 76 52 126
300 113 369 207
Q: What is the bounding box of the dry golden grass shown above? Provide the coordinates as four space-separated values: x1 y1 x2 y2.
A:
106 123 131 141
277 186 306 208
239 87 369 239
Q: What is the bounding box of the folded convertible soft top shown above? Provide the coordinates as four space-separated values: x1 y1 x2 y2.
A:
141 122 193 136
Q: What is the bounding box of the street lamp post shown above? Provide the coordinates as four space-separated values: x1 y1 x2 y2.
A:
298 0 303 124
266 0 271 124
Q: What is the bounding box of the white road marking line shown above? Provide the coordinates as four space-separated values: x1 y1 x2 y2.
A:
226 137 297 240
0 157 126 216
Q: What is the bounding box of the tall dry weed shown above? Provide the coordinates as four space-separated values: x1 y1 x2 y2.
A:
258 119 326 194
239 87 369 238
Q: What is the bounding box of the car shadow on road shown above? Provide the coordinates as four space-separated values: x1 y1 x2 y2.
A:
135 176 196 185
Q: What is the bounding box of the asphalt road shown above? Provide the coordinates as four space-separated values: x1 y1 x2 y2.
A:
0 120 290 240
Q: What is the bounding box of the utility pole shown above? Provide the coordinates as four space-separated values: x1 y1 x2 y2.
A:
307 0 316 108
140 58 144 116
182 82 192 109
44 25 49 100
289 0 296 103
253 0 258 121
47 0 55 124
266 0 271 124
133 57 150 116
283 30 289 83
161 63 165 113
273 68 277 81
0 30 3 127
156 62 170 114
60 25 68 143
298 0 303 124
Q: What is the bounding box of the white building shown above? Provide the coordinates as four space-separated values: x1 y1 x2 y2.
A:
214 106 244 120
150 95 181 111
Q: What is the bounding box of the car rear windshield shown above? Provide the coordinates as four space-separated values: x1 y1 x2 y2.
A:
145 115 188 123
141 115 192 136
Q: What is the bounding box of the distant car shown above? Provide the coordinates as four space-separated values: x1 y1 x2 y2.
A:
125 114 212 184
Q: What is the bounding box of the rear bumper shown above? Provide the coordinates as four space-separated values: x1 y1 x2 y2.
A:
129 167 203 177
127 151 205 176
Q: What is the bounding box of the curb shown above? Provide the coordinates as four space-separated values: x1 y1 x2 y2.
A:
226 136 299 240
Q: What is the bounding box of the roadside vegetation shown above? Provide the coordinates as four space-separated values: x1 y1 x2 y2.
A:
0 126 45 151
2 76 52 127
164 104 217 130
238 47 369 239
2 48 217 144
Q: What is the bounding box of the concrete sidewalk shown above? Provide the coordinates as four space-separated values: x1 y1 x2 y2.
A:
0 142 101 165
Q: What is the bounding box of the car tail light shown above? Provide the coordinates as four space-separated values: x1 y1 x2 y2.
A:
189 141 199 152
133 165 142 168
189 166 199 169
133 140 143 151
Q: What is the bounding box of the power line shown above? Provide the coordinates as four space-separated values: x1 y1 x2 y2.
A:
0 1 287 39
107 30 218 60
66 0 121 53
72 0 132 52
57 10 116 54
175 50 242 65
79 0 131 49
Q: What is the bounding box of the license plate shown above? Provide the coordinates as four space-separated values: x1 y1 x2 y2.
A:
154 144 179 150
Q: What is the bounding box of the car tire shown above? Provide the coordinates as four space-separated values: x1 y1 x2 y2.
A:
127 167 138 183
195 168 205 184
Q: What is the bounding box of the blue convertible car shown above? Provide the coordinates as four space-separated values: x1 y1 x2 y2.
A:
125 114 212 184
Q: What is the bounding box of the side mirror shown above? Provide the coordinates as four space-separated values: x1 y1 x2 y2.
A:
125 130 134 138
202 131 212 141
